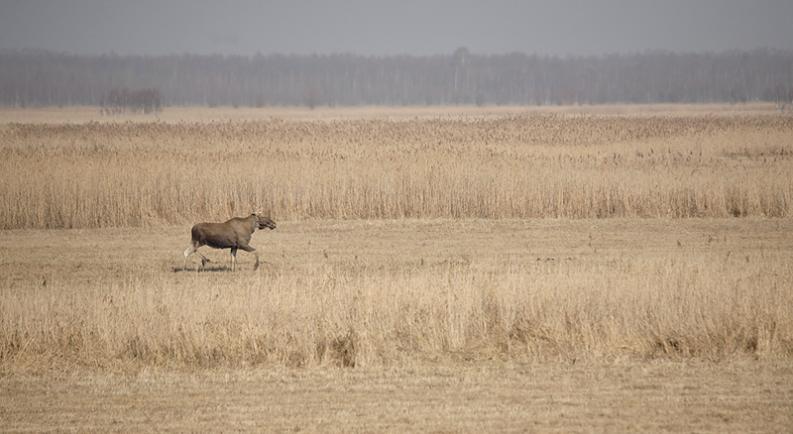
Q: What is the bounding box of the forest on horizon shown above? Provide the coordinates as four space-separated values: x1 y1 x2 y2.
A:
1 48 792 108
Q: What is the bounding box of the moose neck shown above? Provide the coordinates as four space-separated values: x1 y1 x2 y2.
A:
247 215 258 233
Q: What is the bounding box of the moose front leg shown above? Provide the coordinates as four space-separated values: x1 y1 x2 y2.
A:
239 245 259 270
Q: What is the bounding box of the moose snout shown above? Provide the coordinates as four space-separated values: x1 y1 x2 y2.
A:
259 222 276 230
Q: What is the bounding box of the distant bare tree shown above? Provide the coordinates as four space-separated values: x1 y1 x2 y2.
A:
101 87 161 114
771 85 793 112
303 85 319 109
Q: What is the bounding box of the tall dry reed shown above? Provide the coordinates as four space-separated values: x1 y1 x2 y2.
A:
1 253 791 370
1 112 792 228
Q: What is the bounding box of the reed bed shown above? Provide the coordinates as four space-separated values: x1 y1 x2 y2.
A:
1 111 792 228
1 251 790 370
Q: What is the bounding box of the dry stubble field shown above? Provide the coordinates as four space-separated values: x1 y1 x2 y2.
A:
1 105 792 431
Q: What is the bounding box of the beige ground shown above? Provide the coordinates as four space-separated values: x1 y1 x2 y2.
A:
0 362 791 432
2 105 792 431
2 218 791 280
1 219 792 431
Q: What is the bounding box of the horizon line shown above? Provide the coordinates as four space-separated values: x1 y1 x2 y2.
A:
2 46 792 59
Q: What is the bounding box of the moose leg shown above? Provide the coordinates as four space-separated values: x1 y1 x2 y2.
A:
185 242 209 270
183 244 208 270
183 245 194 270
239 245 259 270
198 252 209 269
230 247 238 272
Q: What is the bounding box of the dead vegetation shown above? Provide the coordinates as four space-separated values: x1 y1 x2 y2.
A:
3 362 792 432
1 219 791 372
1 108 792 228
1 107 792 372
2 106 792 430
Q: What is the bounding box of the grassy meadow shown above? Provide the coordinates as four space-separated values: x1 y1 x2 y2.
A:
2 218 793 372
1 105 792 431
1 105 792 228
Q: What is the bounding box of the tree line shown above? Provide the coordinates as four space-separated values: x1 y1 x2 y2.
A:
100 87 161 114
1 48 792 107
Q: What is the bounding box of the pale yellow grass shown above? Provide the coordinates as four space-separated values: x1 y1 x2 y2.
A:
2 106 792 431
2 219 792 431
2 362 791 432
1 106 792 228
2 219 791 372
0 103 783 124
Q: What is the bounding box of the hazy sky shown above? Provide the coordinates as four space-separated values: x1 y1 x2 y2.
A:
1 0 792 56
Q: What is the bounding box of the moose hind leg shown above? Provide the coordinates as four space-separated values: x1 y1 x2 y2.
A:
195 247 210 269
185 241 209 270
183 244 198 270
230 247 238 272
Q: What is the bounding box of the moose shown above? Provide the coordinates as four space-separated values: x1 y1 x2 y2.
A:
183 213 276 271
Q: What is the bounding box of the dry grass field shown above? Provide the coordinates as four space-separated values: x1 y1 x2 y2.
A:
1 105 792 431
3 362 791 432
1 105 792 228
2 219 793 431
2 219 793 371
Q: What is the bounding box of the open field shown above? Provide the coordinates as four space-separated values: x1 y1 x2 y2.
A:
2 218 792 371
1 105 792 228
0 103 786 124
1 106 792 430
1 219 793 431
3 362 792 432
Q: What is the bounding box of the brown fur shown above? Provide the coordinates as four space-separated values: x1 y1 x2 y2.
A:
184 213 276 271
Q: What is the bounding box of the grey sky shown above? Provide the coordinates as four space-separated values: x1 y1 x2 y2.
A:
1 0 792 56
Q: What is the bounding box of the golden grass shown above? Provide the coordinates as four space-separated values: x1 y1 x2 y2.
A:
1 106 792 228
0 103 783 123
2 106 792 431
2 219 791 372
3 362 792 432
